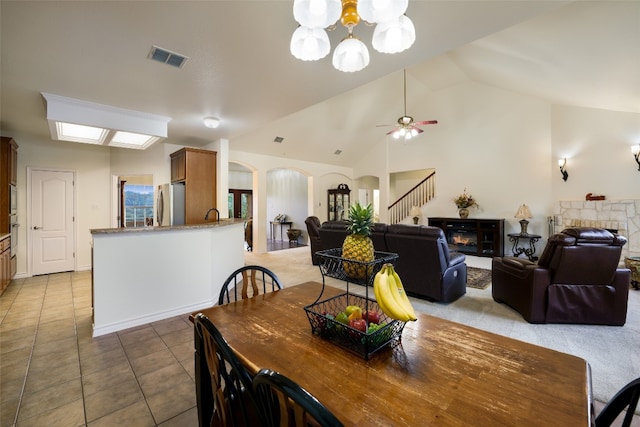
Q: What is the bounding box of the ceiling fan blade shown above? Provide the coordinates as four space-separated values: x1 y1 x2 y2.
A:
412 126 424 134
376 124 394 127
386 128 398 136
414 120 438 125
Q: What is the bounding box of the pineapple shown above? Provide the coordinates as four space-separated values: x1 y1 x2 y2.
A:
342 202 375 280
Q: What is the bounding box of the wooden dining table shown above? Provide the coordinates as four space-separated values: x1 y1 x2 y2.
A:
192 282 593 426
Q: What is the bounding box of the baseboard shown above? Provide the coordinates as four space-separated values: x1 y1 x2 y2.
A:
92 299 216 337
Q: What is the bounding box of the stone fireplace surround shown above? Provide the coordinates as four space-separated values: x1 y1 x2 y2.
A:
553 199 639 261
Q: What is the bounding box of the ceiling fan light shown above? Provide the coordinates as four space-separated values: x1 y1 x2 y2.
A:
332 35 370 72
357 0 407 24
392 131 401 139
410 128 419 137
293 0 341 28
372 15 415 54
290 26 331 60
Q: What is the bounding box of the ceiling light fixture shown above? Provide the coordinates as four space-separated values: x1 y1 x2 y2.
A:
42 93 170 150
203 117 220 128
291 0 415 72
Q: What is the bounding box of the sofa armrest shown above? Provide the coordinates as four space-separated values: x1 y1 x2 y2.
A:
498 256 536 272
449 251 466 267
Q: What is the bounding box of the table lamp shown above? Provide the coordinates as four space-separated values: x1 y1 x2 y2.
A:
410 206 422 224
514 204 533 235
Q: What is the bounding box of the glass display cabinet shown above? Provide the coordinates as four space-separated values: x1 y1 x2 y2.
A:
327 184 350 221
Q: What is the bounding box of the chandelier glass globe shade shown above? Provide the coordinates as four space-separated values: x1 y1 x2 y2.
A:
357 0 407 24
332 36 370 72
293 0 342 28
372 15 415 53
290 26 331 60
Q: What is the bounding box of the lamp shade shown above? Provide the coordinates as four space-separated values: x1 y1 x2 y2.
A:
357 0 408 24
372 15 415 54
290 26 331 60
332 35 370 72
293 0 341 28
410 206 422 217
514 204 532 219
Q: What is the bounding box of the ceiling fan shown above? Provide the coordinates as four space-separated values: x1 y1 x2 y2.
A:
378 69 437 140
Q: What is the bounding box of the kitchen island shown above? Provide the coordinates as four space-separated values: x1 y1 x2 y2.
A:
91 219 245 337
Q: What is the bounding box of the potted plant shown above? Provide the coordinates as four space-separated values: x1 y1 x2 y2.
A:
453 189 479 219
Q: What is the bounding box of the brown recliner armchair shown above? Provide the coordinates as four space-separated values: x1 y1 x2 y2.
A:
305 216 322 265
492 227 630 325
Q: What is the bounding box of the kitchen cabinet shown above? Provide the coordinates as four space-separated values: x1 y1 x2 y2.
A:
1 235 10 295
1 137 18 233
170 147 217 224
327 184 350 221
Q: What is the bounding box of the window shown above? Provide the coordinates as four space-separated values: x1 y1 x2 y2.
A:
124 184 154 227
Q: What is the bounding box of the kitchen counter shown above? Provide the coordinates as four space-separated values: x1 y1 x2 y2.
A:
90 218 244 235
91 219 245 336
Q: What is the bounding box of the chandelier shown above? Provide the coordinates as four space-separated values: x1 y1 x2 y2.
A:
290 0 416 72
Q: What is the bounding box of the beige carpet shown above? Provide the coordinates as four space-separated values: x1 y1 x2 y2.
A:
467 266 491 289
244 245 640 405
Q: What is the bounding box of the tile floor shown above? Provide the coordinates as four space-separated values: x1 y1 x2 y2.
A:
1 271 198 427
1 247 638 426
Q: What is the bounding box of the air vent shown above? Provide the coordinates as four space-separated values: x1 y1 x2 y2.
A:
148 45 188 68
274 136 284 143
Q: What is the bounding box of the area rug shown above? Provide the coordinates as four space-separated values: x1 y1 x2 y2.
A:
467 266 491 289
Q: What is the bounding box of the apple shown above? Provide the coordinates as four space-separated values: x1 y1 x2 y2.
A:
362 310 380 325
349 318 367 333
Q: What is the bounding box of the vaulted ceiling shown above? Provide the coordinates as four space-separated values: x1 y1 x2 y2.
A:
1 1 638 168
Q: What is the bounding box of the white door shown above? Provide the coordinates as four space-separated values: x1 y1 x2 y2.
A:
31 170 75 275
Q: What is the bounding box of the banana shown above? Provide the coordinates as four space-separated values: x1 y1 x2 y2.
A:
384 267 413 322
388 265 417 321
373 265 392 317
374 264 412 322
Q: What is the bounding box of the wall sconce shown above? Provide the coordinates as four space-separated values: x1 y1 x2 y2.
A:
558 158 568 181
632 145 640 171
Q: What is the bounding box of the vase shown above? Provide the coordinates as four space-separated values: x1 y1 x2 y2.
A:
458 208 469 219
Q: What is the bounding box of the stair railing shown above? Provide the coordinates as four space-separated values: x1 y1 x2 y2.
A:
387 171 436 224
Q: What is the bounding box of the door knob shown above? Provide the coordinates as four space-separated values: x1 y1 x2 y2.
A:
33 226 42 230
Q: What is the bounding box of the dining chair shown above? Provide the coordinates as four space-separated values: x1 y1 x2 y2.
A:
218 265 283 305
253 368 344 427
595 377 640 427
193 313 263 427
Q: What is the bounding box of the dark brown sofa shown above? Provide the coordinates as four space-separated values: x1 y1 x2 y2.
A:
305 219 467 303
492 227 630 325
304 216 322 265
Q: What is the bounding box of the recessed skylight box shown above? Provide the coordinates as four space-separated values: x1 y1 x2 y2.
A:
56 122 109 145
42 93 171 150
110 131 160 150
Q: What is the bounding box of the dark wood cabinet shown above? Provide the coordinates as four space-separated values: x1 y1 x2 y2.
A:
170 147 217 225
327 184 350 221
1 137 18 233
429 217 505 257
1 235 10 294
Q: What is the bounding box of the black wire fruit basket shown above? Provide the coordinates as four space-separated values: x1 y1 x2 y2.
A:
304 249 404 360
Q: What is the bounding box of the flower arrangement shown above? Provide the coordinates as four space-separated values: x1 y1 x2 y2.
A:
453 189 479 209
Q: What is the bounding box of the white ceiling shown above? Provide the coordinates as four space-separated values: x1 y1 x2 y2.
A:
1 1 638 168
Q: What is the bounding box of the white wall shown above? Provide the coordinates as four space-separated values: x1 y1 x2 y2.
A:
550 104 640 201
355 80 554 240
11 81 639 276
266 169 307 242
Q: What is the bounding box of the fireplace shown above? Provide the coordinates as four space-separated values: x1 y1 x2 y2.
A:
446 229 478 254
553 199 639 261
